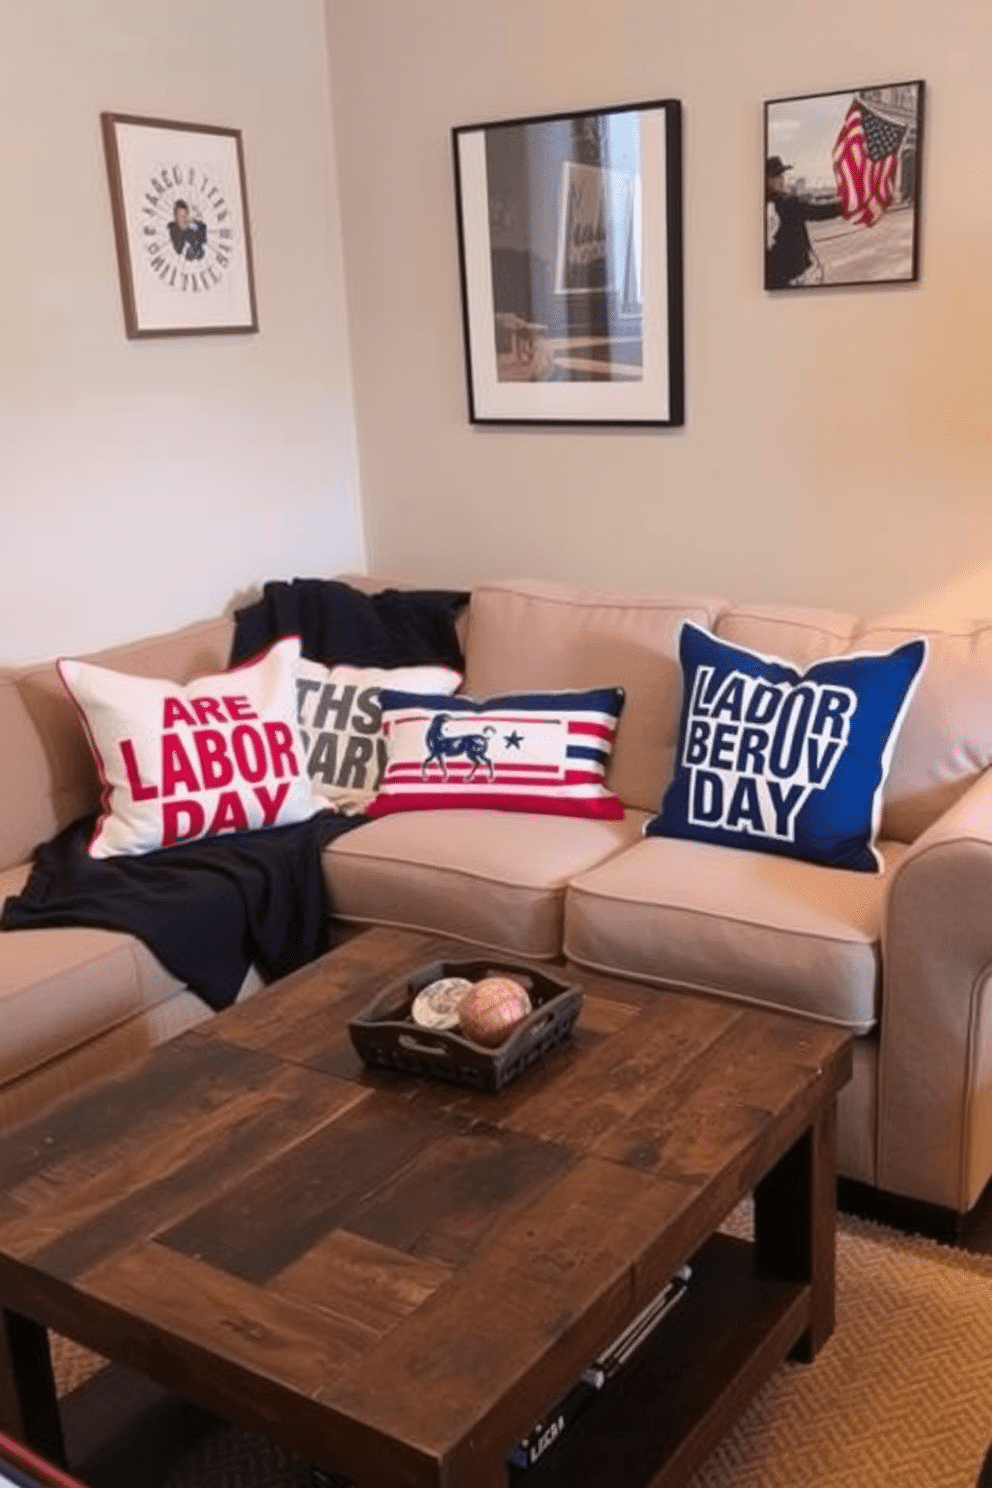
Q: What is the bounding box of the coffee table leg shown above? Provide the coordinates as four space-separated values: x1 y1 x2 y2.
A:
0 1309 66 1467
752 1100 837 1363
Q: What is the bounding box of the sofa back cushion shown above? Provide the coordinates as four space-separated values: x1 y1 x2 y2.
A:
463 581 726 814
717 605 992 843
714 604 861 666
857 617 992 842
0 616 234 872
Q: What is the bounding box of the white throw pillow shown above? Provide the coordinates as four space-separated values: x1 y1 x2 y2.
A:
59 636 323 858
294 660 462 813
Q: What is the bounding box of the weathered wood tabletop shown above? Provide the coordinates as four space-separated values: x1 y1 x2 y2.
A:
0 927 851 1488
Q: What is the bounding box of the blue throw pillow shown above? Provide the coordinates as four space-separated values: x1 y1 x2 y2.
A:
645 622 928 872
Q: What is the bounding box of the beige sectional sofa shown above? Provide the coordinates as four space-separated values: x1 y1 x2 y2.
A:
4 577 992 1231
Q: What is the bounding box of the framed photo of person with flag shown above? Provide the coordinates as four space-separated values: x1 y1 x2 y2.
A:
763 81 925 291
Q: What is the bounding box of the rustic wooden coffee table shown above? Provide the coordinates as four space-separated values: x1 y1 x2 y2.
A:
0 927 851 1488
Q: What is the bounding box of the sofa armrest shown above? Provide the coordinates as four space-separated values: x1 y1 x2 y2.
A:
879 765 992 1211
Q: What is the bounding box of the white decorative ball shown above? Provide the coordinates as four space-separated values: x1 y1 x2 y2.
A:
411 976 473 1030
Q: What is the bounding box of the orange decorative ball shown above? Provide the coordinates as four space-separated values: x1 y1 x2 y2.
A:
458 976 532 1047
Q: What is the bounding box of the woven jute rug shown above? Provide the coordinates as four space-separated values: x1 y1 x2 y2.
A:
52 1211 992 1487
689 1209 992 1488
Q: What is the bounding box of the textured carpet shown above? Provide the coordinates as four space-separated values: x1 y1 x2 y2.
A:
688 1210 992 1488
52 1211 992 1487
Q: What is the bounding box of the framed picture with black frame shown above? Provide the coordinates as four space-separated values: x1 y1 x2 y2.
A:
763 81 925 291
452 98 684 426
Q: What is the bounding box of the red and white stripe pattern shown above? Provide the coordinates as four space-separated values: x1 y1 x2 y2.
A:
367 687 625 819
832 99 907 227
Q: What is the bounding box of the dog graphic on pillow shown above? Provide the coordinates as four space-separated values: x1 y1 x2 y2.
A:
421 713 497 782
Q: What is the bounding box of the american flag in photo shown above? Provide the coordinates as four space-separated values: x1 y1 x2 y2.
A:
832 98 907 227
367 687 626 819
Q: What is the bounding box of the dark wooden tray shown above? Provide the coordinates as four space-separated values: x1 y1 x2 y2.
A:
348 958 583 1091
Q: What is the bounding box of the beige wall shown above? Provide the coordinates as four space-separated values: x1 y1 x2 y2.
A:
0 0 365 667
326 0 992 620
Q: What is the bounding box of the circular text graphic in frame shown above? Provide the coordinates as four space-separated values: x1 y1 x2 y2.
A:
138 163 238 295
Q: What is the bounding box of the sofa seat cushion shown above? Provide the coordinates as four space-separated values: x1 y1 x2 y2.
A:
0 863 186 1087
563 837 910 1031
323 808 648 959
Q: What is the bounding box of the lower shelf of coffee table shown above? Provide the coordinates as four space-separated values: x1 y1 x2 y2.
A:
60 1231 814 1488
508 1230 812 1488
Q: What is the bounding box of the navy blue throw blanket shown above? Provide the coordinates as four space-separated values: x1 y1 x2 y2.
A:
1 810 365 1011
1 581 469 1010
229 578 469 671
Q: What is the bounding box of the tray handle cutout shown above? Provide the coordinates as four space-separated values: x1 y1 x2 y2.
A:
398 1033 449 1056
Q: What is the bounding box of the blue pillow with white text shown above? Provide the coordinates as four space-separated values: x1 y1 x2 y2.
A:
645 622 928 872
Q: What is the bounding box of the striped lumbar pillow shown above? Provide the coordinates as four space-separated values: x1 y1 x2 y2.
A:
367 687 626 819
